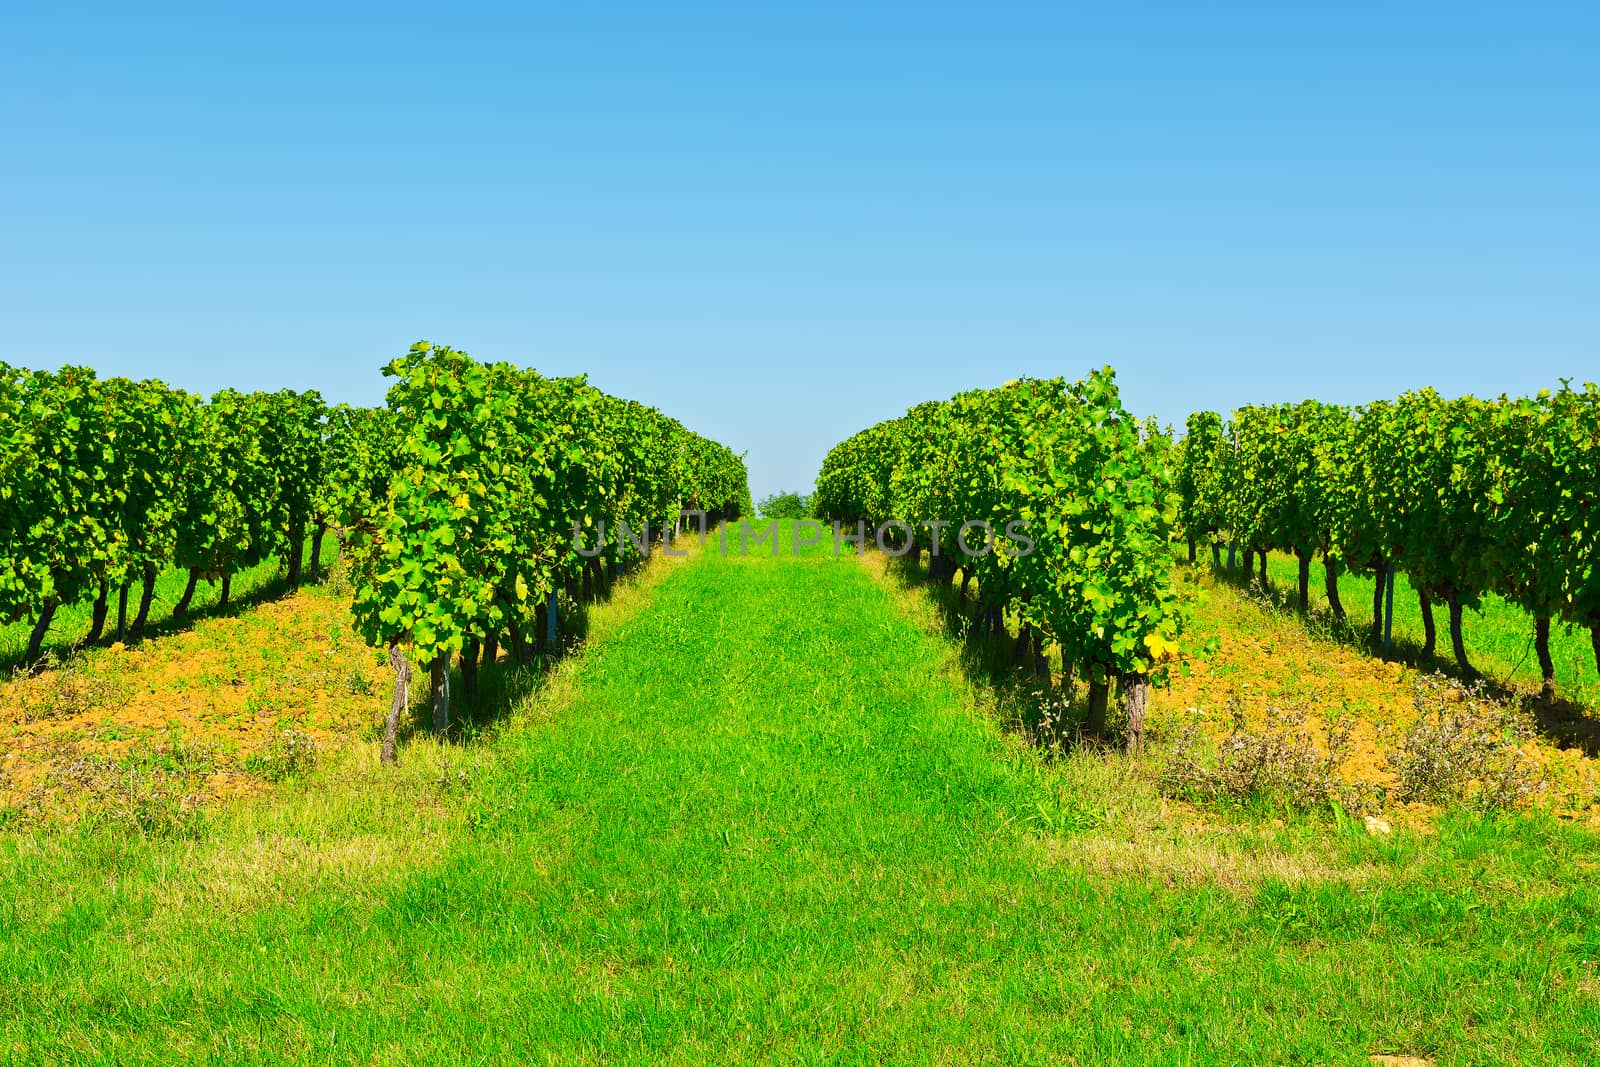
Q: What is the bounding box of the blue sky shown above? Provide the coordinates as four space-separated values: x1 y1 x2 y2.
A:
3 3 1596 500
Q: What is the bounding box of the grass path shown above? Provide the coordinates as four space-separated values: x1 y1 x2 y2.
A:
3 524 1599 1063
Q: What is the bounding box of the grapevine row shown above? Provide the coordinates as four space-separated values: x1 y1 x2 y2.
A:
1177 384 1600 696
3 345 749 755
346 343 749 750
0 362 378 660
815 369 1188 745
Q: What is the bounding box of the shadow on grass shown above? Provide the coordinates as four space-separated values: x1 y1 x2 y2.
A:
401 557 645 747
878 548 1600 761
1197 558 1600 758
2 549 341 677
874 551 1100 756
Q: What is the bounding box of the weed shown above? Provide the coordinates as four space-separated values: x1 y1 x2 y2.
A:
242 729 321 782
148 734 225 777
1388 676 1542 812
1159 700 1383 815
437 765 472 794
1025 774 1111 833
344 667 375 696
244 689 282 716
324 554 354 597
36 754 203 837
12 652 125 722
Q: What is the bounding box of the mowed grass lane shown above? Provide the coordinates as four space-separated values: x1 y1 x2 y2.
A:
2 521 1597 1063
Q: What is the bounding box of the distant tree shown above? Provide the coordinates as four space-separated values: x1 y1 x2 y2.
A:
757 489 811 519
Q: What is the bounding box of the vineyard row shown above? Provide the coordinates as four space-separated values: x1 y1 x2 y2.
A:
816 369 1185 746
1177 384 1600 696
2 343 750 746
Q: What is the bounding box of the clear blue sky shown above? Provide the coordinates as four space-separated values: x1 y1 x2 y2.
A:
3 3 1596 501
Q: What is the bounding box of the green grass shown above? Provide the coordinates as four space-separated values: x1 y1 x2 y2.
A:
0 541 339 669
2 521 1598 1063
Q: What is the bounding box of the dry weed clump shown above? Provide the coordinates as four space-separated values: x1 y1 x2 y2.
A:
3 733 231 834
1158 700 1382 815
29 753 204 835
10 651 126 722
242 728 321 782
1387 675 1541 812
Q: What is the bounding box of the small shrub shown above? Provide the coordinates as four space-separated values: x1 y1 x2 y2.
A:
1159 700 1381 815
1388 676 1540 812
757 490 811 520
